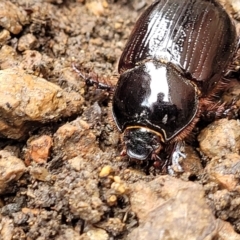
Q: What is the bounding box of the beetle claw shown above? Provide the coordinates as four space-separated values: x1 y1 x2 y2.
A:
72 63 114 91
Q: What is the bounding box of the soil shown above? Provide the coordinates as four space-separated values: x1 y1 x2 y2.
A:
0 0 240 239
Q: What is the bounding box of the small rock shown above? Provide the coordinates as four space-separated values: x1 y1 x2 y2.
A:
113 176 121 183
180 145 203 179
67 155 105 179
99 166 113 177
86 1 106 17
52 31 68 56
11 212 29 228
96 218 125 236
0 150 26 194
0 30 10 46
25 135 53 164
198 119 240 159
206 153 240 191
114 22 122 30
81 101 102 127
90 38 103 47
0 45 18 69
0 217 14 240
68 156 85 171
111 181 129 195
3 146 20 158
122 168 147 182
219 0 240 20
128 176 224 239
211 189 240 232
232 0 240 19
1 197 25 216
214 192 231 213
0 68 69 139
17 34 38 52
0 1 28 34
69 196 104 223
106 195 117 206
102 0 108 8
222 79 240 117
21 208 40 215
53 118 98 160
56 228 81 240
19 50 54 77
81 227 109 240
29 166 51 182
66 164 105 224
218 220 240 240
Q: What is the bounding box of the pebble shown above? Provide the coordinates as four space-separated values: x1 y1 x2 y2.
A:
29 166 51 182
107 195 117 206
180 145 203 179
127 175 236 239
0 30 10 46
19 50 54 76
55 228 81 240
0 45 18 69
198 119 240 159
25 135 53 164
231 0 240 19
0 150 26 194
206 153 240 191
0 1 28 34
0 69 65 138
83 227 109 240
97 218 125 237
68 176 105 224
0 217 14 240
111 181 129 195
99 166 113 178
17 34 38 52
86 1 106 17
218 221 240 240
53 118 98 160
0 68 83 139
211 189 240 232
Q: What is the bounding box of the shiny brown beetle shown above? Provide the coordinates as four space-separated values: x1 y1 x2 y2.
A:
112 0 238 171
75 0 238 172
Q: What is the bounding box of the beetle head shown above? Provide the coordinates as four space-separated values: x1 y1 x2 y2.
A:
123 127 162 161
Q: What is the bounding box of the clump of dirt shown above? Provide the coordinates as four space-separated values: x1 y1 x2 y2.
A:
0 0 240 239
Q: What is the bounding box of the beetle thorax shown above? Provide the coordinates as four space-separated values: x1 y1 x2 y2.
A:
112 60 199 141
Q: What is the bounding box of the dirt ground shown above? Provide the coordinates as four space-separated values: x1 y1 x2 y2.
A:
0 0 240 239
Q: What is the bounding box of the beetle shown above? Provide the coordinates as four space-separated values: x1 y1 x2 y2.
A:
75 0 238 172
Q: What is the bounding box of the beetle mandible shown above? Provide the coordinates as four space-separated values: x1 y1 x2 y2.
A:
75 0 238 172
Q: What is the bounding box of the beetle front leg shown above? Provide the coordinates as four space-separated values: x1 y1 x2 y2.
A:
72 63 115 92
201 97 238 121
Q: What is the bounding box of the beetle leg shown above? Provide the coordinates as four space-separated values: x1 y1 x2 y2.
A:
152 155 164 169
201 97 238 121
221 98 238 118
72 63 115 91
120 148 127 156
